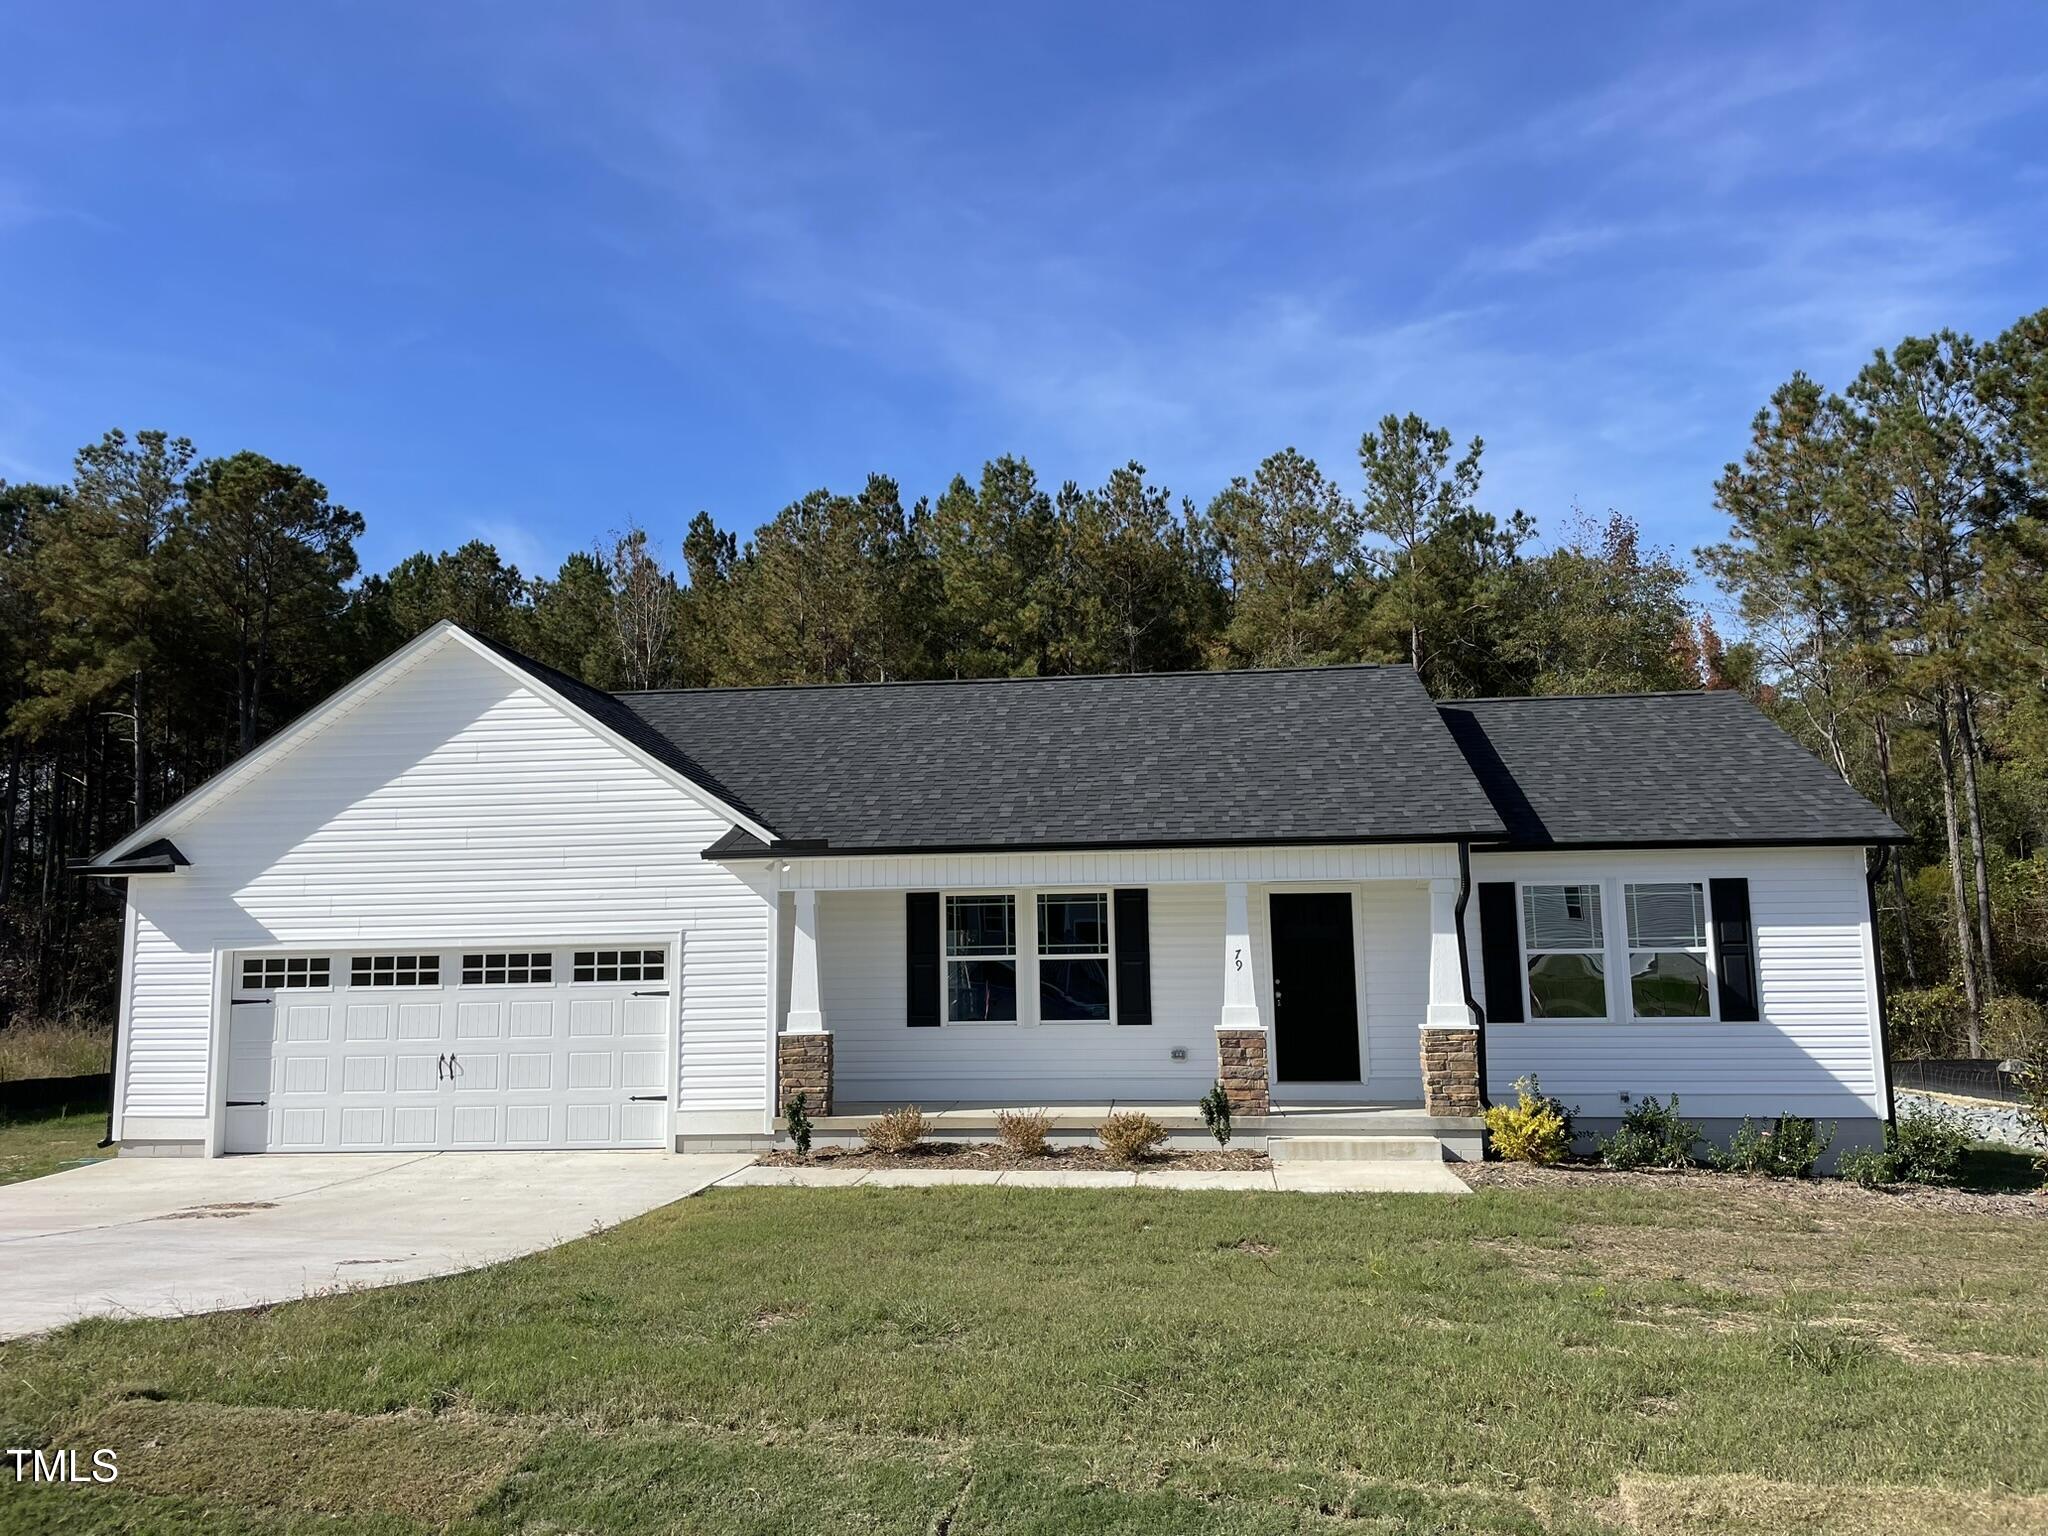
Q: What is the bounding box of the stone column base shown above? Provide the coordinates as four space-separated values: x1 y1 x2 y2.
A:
1420 1028 1480 1117
1216 1029 1270 1116
777 1032 834 1116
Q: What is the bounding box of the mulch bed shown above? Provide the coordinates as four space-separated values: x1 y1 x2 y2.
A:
1456 1158 2048 1218
760 1141 1270 1172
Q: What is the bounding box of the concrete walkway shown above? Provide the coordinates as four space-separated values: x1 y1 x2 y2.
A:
717 1162 1469 1193
0 1151 753 1339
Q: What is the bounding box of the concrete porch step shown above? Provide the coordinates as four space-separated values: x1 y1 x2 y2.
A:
1266 1135 1445 1164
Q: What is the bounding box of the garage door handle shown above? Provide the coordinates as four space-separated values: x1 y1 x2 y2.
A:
437 1053 446 1081
629 1094 668 1102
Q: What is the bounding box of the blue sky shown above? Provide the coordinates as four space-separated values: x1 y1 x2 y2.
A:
3 4 2043 604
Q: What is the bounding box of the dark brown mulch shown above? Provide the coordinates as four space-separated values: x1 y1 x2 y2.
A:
760 1141 1269 1171
1455 1158 2048 1218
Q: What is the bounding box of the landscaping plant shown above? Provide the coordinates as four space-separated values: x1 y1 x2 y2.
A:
1484 1075 1573 1165
862 1106 931 1154
1598 1094 1701 1170
1884 1103 1972 1185
1097 1110 1168 1163
783 1093 813 1158
1198 1080 1233 1146
1718 1114 1834 1178
994 1109 1052 1157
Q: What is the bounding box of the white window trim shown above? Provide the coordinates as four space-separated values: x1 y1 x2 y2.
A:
239 955 335 994
1622 879 1719 1023
348 952 444 989
1513 876 1725 1026
1035 890 1117 1027
568 947 666 985
937 888 1119 1027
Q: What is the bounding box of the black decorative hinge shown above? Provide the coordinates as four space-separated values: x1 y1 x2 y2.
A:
628 1094 669 1102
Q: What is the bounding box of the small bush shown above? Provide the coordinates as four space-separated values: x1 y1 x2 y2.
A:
1484 1075 1572 1166
1718 1114 1834 1178
1886 984 1972 1059
1098 1111 1168 1163
1885 1103 1971 1185
863 1105 931 1154
1598 1095 1701 1171
995 1109 1052 1157
1198 1081 1233 1146
783 1093 813 1157
1836 1146 1893 1188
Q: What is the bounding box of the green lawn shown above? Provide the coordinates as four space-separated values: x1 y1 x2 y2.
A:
2 1180 2045 1534
0 1101 112 1186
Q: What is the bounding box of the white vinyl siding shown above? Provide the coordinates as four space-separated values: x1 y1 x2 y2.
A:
1469 846 1885 1118
118 639 770 1129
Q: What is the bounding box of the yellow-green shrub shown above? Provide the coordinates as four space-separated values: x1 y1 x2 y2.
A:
1097 1111 1168 1163
862 1105 931 1154
1484 1076 1571 1165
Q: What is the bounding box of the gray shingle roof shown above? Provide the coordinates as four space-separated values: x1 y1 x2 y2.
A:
1437 691 1905 849
619 666 1508 853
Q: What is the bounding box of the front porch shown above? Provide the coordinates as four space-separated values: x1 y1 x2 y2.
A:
759 844 1487 1154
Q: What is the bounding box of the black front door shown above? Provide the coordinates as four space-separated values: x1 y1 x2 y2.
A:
1269 892 1361 1082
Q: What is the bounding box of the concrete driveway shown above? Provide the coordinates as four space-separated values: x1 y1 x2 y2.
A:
0 1150 754 1339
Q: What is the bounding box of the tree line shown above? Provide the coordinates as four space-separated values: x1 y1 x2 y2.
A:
2 308 2043 1053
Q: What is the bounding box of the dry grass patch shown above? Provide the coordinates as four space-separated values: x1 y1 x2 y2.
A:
66 1397 539 1523
0 1020 112 1081
1613 1473 2048 1535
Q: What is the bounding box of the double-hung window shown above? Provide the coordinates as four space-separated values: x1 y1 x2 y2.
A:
946 895 1017 1022
1037 892 1111 1022
1521 884 1607 1018
1625 882 1712 1018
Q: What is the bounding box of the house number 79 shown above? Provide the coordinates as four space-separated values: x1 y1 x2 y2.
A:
1233 948 1243 972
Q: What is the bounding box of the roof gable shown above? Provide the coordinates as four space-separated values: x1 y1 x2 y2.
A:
1439 691 1906 848
91 624 773 868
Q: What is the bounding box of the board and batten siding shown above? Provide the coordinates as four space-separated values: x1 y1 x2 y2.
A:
1466 845 1885 1119
118 639 770 1133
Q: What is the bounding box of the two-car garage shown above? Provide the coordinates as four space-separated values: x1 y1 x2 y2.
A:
222 944 674 1153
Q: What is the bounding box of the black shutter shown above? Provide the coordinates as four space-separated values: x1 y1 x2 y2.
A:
1710 877 1759 1021
906 892 940 1026
1477 882 1524 1024
1113 888 1152 1026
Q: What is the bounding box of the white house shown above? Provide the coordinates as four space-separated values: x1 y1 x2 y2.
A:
81 622 1904 1161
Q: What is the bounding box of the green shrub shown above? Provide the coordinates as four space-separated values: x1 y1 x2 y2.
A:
1836 1146 1893 1188
1598 1095 1701 1171
1097 1111 1169 1163
1484 1076 1573 1166
863 1105 931 1154
1718 1114 1835 1178
1885 1103 1971 1185
1198 1081 1233 1146
783 1093 813 1157
1886 984 1972 1059
1985 994 2048 1060
995 1109 1052 1157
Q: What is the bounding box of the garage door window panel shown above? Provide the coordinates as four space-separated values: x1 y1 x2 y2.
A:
573 949 665 983
350 954 440 988
461 952 554 986
241 956 331 991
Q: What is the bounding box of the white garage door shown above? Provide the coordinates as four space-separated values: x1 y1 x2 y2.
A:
223 946 671 1153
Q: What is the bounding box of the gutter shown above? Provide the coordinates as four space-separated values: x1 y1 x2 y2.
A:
1865 844 1899 1127
1452 838 1490 1110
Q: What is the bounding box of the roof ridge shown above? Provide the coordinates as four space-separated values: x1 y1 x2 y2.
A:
1444 689 1723 704
617 662 1416 697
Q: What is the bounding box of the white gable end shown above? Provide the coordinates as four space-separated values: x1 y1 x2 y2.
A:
120 638 770 1124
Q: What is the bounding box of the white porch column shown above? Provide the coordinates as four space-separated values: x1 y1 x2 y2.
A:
1420 876 1481 1117
785 887 826 1034
1216 880 1269 1115
1425 877 1472 1030
1219 880 1263 1032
